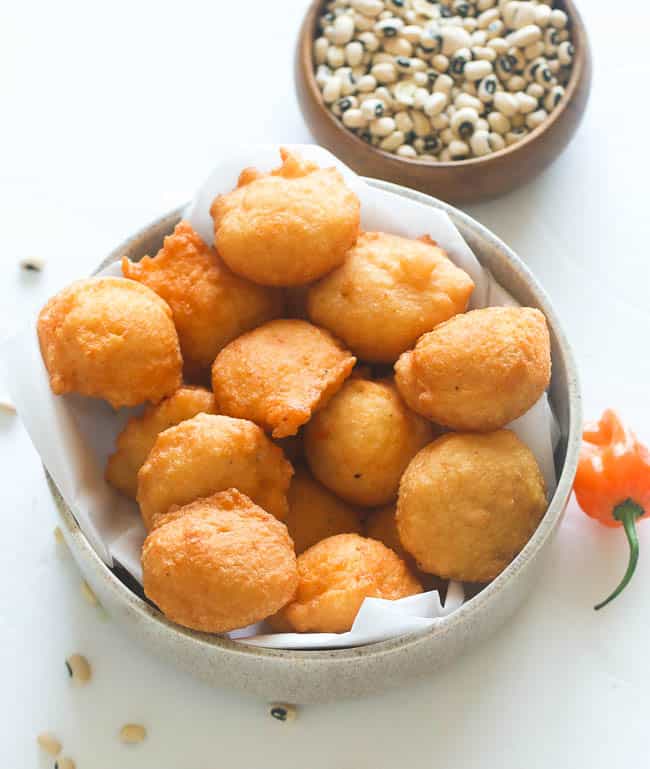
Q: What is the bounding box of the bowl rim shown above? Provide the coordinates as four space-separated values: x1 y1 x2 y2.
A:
299 0 589 169
55 178 582 663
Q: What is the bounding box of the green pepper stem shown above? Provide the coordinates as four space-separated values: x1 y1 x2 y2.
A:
594 499 644 611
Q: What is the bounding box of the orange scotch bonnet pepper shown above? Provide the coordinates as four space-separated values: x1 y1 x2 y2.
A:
574 410 650 610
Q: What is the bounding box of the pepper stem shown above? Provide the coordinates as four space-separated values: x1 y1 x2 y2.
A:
594 499 644 611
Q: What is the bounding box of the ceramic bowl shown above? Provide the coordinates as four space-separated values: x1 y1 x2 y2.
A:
48 179 581 704
295 0 592 204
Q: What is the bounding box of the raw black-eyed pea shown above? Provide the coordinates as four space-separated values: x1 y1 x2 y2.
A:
384 35 413 57
525 108 548 129
396 143 418 157
558 41 574 66
544 85 565 111
375 17 404 38
269 703 298 722
449 139 470 159
464 59 493 81
120 724 147 744
360 98 386 120
419 30 443 55
534 64 554 86
342 108 367 128
380 129 406 152
495 53 516 79
450 47 472 76
451 107 479 139
488 131 506 151
507 47 526 72
506 74 527 92
20 257 45 272
54 758 75 769
37 733 62 757
477 73 498 102
470 129 491 156
395 56 412 73
65 654 91 684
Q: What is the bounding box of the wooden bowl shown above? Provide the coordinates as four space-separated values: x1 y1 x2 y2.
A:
296 0 592 204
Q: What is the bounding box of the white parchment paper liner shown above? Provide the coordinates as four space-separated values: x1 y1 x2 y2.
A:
1 144 560 650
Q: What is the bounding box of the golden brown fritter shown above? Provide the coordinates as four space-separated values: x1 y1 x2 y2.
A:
274 533 422 633
122 221 283 377
37 277 182 409
365 504 413 564
397 430 547 582
364 504 449 594
286 467 363 554
308 232 474 362
137 413 293 529
105 386 217 498
142 490 298 633
210 148 360 286
211 319 356 439
304 377 434 506
395 306 551 431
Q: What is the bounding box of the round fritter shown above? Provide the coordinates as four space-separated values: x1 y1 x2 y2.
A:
210 148 360 286
142 490 298 633
397 430 547 582
364 504 448 594
395 306 551 431
364 504 412 564
122 221 283 378
211 319 356 439
308 232 474 363
304 378 434 506
275 533 422 633
105 386 217 499
37 277 182 409
286 467 363 554
137 413 293 529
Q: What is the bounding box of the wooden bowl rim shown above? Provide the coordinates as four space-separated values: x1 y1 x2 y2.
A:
299 0 589 170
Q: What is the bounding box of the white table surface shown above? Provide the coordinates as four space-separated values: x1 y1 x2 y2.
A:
2 1 649 766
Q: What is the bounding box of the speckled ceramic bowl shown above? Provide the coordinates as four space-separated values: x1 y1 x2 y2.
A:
48 179 581 704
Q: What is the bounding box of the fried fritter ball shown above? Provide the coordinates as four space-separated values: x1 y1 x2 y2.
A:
397 430 547 582
211 319 356 438
395 306 551 432
142 490 298 633
210 149 360 286
105 386 217 498
364 504 412 564
37 277 182 409
286 467 363 554
122 221 283 378
274 533 422 633
304 378 434 506
307 232 474 363
137 413 293 529
364 504 448 594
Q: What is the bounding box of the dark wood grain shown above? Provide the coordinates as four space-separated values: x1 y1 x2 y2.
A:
295 0 592 204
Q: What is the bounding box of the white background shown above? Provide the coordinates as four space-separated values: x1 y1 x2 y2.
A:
1 1 649 766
